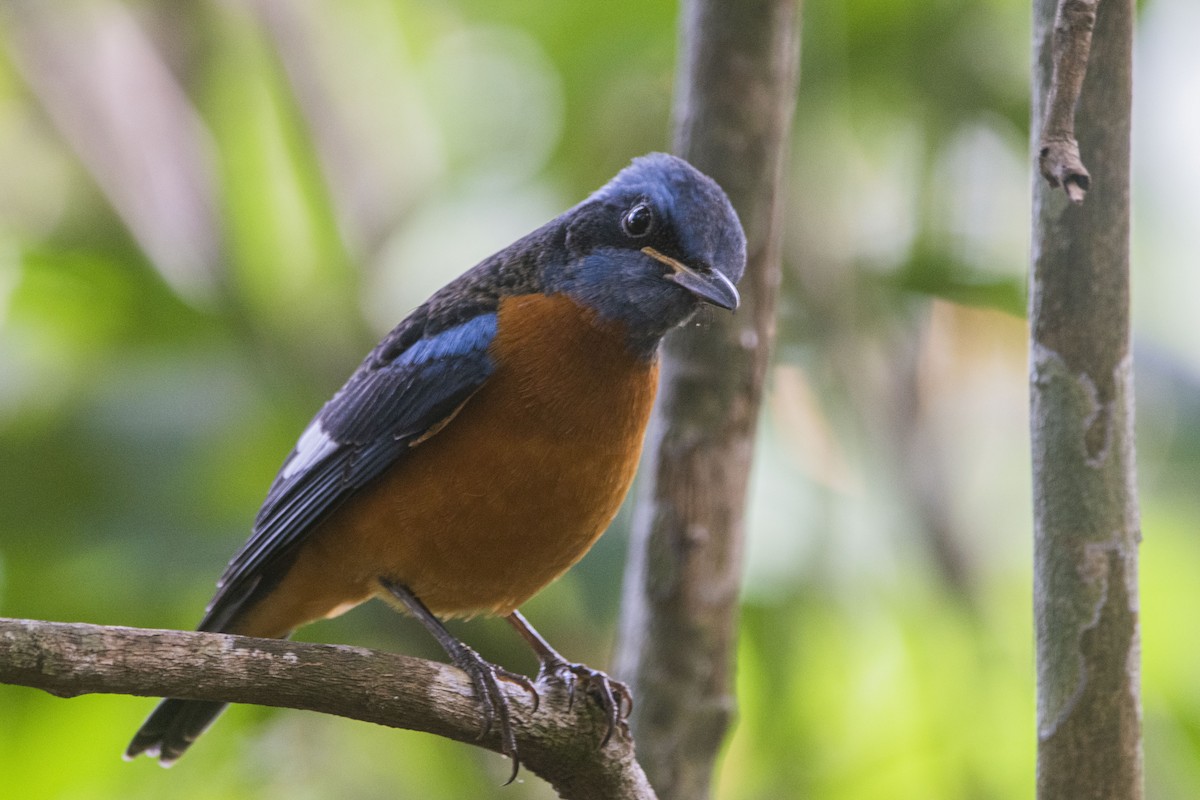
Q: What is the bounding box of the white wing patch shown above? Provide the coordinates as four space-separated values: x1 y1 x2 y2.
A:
281 421 339 480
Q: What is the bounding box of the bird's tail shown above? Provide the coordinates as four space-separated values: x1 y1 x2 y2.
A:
125 562 301 764
124 698 229 765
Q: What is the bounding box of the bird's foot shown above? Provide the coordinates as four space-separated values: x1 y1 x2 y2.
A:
536 657 633 747
451 645 537 784
379 581 538 782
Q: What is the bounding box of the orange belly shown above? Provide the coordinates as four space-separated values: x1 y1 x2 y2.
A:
236 293 658 636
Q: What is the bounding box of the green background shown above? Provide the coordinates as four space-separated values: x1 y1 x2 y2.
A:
1 1 1197 797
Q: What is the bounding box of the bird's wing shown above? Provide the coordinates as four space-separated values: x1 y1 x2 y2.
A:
198 310 499 631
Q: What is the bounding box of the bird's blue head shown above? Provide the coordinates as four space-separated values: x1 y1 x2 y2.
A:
545 153 747 359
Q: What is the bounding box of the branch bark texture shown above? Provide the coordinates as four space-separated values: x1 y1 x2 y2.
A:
1031 0 1142 796
615 1 800 798
0 619 655 800
1038 0 1099 202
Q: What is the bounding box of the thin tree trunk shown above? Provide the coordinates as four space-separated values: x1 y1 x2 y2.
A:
1030 0 1143 797
614 1 800 798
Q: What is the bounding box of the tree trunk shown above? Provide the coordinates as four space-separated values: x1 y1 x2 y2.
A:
614 1 800 798
1030 0 1143 797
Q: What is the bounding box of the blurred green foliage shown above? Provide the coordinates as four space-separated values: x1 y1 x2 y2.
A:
1 1 1198 798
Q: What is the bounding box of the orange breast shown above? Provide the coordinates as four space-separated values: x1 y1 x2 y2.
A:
236 293 658 636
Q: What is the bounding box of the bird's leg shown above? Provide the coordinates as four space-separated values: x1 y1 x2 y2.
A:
506 610 633 747
380 579 536 783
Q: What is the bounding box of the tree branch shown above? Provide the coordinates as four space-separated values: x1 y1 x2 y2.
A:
1037 0 1100 203
0 618 655 800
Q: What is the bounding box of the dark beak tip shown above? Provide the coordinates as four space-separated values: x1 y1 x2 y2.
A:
663 260 740 312
725 286 742 312
706 275 740 312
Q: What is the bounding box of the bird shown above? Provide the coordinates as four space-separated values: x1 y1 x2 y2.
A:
124 152 746 777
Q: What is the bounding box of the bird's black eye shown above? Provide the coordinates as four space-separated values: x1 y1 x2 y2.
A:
622 203 654 238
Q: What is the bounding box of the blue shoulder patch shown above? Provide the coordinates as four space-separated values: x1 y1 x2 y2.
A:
397 314 498 366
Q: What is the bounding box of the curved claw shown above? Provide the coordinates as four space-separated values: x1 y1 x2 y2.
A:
494 664 541 714
449 645 527 784
538 659 633 747
380 582 534 784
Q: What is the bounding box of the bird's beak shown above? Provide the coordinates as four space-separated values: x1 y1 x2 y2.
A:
642 247 740 311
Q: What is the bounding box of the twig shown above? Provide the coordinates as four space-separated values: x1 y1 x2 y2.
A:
1038 0 1100 203
0 618 656 800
